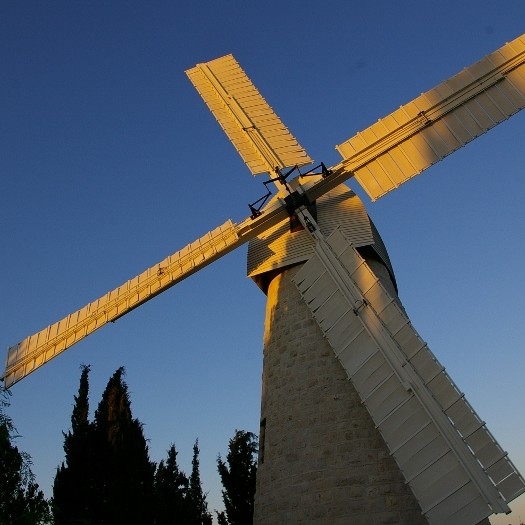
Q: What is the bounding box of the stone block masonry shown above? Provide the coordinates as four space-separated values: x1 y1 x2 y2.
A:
253 264 428 525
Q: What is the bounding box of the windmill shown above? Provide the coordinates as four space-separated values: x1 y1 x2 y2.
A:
3 32 525 525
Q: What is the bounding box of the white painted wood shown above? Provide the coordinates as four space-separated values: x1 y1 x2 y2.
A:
293 226 525 524
247 182 373 279
336 34 525 200
186 54 312 175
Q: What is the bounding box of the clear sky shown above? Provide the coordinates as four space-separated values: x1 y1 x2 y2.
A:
1 1 524 522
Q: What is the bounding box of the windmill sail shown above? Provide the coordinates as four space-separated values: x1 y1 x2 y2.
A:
186 54 312 175
1 221 239 387
336 33 525 200
1 202 294 387
293 227 525 524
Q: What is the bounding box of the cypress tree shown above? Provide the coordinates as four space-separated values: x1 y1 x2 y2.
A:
216 430 258 525
93 367 155 525
187 439 212 525
154 444 190 523
53 364 94 524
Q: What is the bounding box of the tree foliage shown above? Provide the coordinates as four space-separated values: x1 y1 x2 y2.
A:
0 389 51 525
187 440 213 525
92 367 155 525
154 443 190 523
53 366 155 525
5 370 257 525
53 364 93 524
53 366 215 525
216 430 258 525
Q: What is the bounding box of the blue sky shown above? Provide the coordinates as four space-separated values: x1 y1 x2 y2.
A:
1 1 524 522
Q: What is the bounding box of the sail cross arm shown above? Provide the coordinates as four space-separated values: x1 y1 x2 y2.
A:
336 33 525 200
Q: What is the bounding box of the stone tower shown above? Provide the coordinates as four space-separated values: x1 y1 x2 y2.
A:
253 265 426 524
248 183 427 524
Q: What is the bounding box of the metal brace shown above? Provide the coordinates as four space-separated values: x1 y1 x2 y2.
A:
352 299 368 315
299 162 333 179
247 161 332 220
